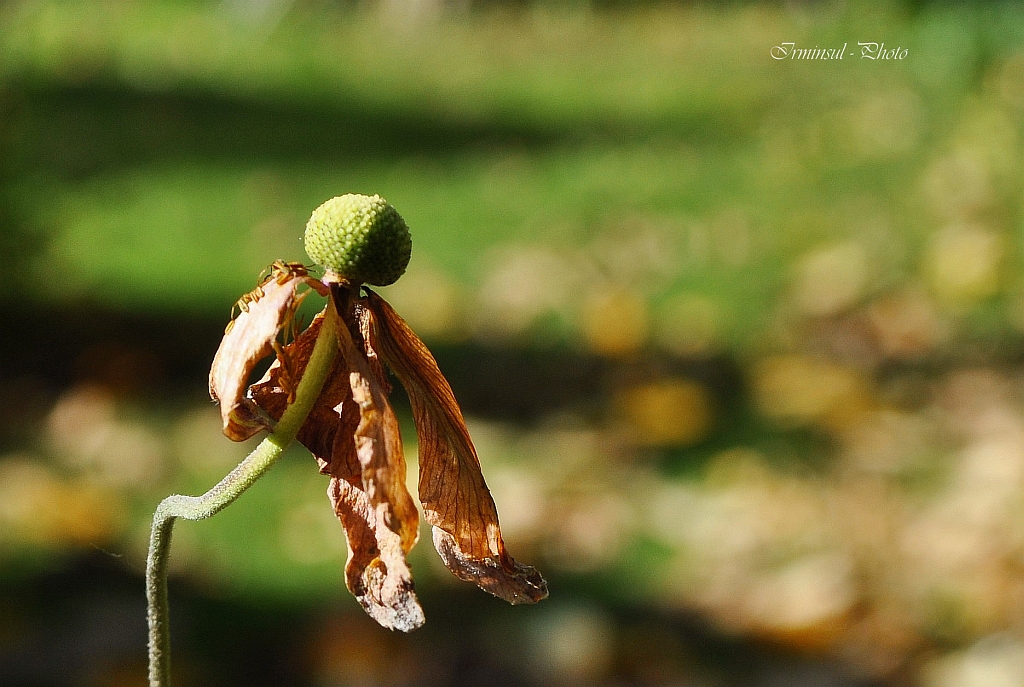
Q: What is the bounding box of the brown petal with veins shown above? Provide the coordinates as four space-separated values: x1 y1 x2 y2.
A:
362 290 548 605
330 287 420 550
249 313 351 457
250 302 424 631
209 274 311 441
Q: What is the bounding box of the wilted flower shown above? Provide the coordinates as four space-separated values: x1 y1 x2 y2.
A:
208 195 547 631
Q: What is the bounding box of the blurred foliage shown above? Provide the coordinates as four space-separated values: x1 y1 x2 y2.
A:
2 0 1024 686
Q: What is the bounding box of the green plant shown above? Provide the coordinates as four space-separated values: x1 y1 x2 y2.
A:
146 195 547 687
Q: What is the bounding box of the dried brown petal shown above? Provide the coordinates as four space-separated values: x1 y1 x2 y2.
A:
328 473 423 631
321 380 422 632
363 290 547 604
250 299 424 631
329 287 420 553
249 313 351 457
209 274 312 441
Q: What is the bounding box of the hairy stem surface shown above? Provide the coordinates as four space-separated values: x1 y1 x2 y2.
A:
146 312 338 687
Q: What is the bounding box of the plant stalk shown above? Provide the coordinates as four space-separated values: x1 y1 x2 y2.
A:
146 312 338 687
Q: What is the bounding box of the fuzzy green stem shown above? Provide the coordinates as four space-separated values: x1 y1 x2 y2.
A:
146 312 338 687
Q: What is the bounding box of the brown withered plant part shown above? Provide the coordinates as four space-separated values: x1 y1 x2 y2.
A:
361 290 548 603
209 260 325 441
208 265 547 631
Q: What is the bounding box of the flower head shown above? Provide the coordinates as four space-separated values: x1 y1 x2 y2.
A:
304 194 412 286
208 196 547 631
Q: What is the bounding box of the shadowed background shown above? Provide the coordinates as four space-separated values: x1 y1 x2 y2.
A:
2 1 1024 685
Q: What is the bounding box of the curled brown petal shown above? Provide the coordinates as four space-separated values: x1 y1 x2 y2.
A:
329 286 420 553
362 290 548 604
250 299 424 631
209 274 314 441
323 388 423 632
329 472 424 631
249 313 351 457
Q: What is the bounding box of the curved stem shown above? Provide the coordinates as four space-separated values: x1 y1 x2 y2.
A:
146 312 338 687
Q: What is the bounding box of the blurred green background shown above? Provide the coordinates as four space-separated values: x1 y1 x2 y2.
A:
2 0 1024 685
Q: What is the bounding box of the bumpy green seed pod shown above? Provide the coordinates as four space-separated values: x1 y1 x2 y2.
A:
304 194 412 286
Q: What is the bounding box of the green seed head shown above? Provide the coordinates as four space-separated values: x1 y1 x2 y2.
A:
303 194 412 286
